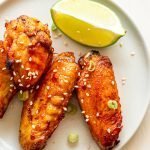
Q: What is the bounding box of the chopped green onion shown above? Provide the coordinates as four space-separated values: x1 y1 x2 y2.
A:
107 100 118 110
51 22 57 31
18 91 29 101
67 103 78 115
68 133 79 143
88 60 95 72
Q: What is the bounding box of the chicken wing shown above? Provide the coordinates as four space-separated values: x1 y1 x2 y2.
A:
20 52 79 150
77 50 122 150
3 15 53 90
0 41 16 118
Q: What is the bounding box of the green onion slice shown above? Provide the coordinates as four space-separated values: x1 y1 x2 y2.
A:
18 91 29 101
107 100 118 110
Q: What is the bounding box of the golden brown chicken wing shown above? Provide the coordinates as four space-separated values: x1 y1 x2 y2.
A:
3 15 53 90
0 41 16 118
20 52 79 150
77 50 122 150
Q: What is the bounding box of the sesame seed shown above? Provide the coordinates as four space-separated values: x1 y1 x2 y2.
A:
14 86 16 90
107 128 111 133
30 89 33 93
111 81 115 85
85 118 89 122
86 115 89 118
46 86 50 90
122 81 126 85
18 79 21 83
26 84 31 88
63 107 67 111
130 51 136 56
85 74 89 78
21 75 25 79
81 99 84 103
62 68 65 71
32 125 35 129
21 65 24 69
29 57 32 62
4 33 7 38
53 69 57 73
48 95 52 98
87 84 91 88
96 112 100 117
122 77 126 81
2 67 6 71
28 72 32 76
86 93 90 97
13 71 16 76
78 72 81 76
36 85 39 90
15 59 21 63
19 41 24 44
32 72 35 76
61 97 64 101
19 83 23 87
63 92 68 96
64 79 68 83
26 77 29 80
10 84 14 87
9 89 13 92
30 101 33 106
33 76 37 79
83 79 86 82
35 71 38 75
36 110 39 114
84 82 87 86
26 68 30 71
28 43 32 46
0 48 4 53
81 111 85 114
74 85 79 88
10 77 13 81
20 90 23 94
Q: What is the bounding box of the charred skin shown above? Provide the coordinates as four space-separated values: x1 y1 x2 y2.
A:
0 41 16 118
20 52 79 150
77 50 122 150
3 15 53 90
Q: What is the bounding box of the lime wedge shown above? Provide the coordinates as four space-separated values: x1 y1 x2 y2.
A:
51 0 126 47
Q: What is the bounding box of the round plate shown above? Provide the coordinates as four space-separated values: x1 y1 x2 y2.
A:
0 0 150 150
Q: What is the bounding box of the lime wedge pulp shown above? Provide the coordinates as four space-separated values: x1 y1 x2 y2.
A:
51 0 126 47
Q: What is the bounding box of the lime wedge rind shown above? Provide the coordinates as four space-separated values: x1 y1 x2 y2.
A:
51 0 126 47
51 9 124 48
52 0 125 35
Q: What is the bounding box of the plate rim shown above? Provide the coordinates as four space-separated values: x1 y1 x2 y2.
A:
0 0 150 149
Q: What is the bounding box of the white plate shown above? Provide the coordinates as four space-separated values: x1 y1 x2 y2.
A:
0 0 150 150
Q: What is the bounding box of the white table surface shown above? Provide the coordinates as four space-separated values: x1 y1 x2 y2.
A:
0 0 150 150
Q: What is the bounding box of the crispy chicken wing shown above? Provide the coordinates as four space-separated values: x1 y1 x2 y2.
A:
0 41 16 118
20 52 79 150
77 50 122 150
3 15 53 90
